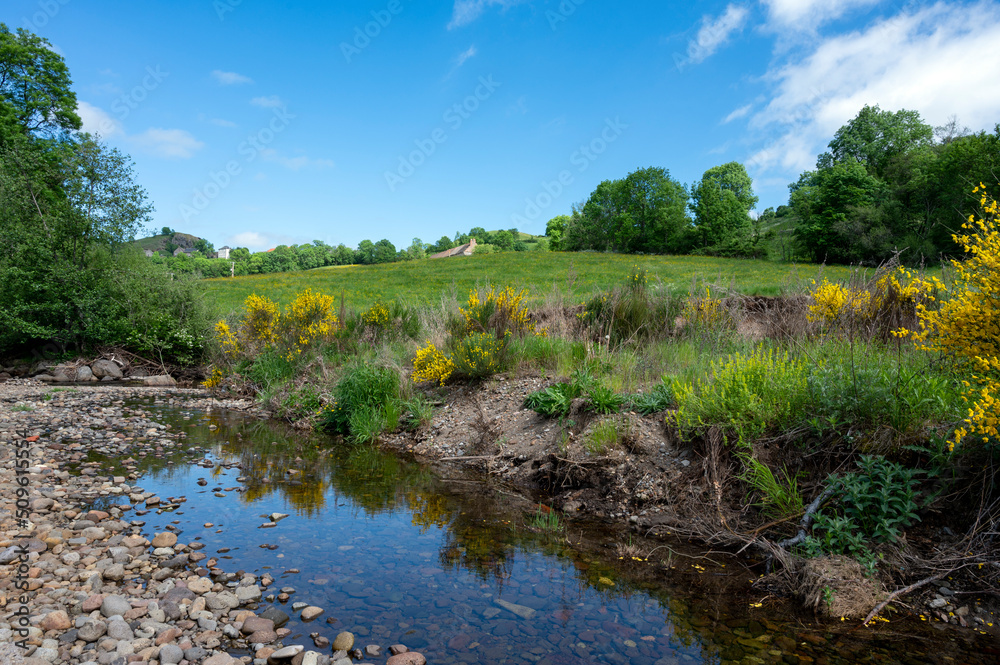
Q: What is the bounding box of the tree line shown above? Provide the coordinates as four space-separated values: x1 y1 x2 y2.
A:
547 106 998 266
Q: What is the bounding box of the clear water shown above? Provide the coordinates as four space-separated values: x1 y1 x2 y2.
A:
89 401 999 665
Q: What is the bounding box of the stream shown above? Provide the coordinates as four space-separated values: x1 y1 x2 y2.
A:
86 398 998 665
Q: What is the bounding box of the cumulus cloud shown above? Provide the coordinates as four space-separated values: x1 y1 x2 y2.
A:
130 128 204 159
688 4 750 64
250 95 285 109
447 0 527 29
212 70 254 85
761 0 883 32
76 101 123 137
748 2 1000 175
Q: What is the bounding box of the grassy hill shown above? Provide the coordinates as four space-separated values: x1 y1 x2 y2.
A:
203 252 860 315
136 232 204 254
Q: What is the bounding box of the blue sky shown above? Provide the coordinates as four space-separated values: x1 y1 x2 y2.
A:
7 0 1000 251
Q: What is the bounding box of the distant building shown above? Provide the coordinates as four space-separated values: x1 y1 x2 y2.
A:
144 249 154 258
430 238 477 259
217 246 231 260
173 247 196 257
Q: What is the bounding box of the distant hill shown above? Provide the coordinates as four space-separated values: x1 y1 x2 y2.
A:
136 232 204 255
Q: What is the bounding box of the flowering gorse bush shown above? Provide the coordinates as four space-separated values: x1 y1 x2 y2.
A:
412 341 455 386
905 185 1000 449
451 332 508 379
808 266 932 341
459 285 541 339
205 290 340 387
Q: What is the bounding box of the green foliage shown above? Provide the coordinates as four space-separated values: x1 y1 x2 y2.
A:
402 394 435 431
799 514 880 575
525 380 584 418
737 453 803 519
585 417 629 455
319 363 402 442
528 507 562 532
564 166 690 254
585 384 625 415
833 456 922 543
581 268 684 347
672 347 811 445
450 332 509 380
0 24 81 133
691 162 759 257
626 382 676 414
824 104 933 180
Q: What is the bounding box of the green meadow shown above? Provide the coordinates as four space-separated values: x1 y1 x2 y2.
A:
203 252 860 313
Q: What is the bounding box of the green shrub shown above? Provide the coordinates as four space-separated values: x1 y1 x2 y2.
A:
834 456 922 543
451 332 509 380
585 416 630 455
672 346 810 445
581 267 684 348
585 384 625 415
626 382 676 414
319 364 401 442
524 383 577 418
737 453 803 519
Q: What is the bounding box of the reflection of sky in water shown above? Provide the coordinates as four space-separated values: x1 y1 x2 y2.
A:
109 401 996 665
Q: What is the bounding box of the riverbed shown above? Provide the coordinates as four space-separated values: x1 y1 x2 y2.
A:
89 395 998 665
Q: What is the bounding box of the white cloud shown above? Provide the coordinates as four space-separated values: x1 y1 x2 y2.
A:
749 2 1000 175
212 70 254 85
76 101 123 138
250 95 285 109
688 4 750 64
447 0 527 29
455 45 478 68
131 128 204 159
210 118 238 128
260 149 335 171
723 103 754 124
230 231 295 251
761 0 882 32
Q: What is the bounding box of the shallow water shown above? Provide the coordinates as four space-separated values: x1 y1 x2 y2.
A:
90 400 998 665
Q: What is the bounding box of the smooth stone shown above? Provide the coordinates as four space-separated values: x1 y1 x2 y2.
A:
100 596 131 618
259 607 290 628
39 610 72 632
331 632 354 651
268 644 304 661
300 606 323 621
387 653 427 665
151 532 177 548
159 643 184 664
77 620 107 642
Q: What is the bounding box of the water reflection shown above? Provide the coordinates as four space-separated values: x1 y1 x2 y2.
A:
101 400 998 665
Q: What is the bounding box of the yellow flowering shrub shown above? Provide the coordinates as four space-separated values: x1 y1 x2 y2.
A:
460 285 539 338
362 301 391 328
682 287 727 328
808 267 932 339
451 332 508 379
242 293 281 350
215 321 239 357
285 289 339 359
908 185 1000 448
412 341 455 386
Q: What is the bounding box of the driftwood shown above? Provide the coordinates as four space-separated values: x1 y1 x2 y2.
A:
778 485 836 550
863 572 946 626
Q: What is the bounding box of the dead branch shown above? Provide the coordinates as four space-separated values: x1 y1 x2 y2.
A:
862 572 947 626
778 485 836 550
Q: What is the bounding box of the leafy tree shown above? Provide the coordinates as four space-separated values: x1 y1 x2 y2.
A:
690 162 758 254
545 215 570 250
492 230 514 251
160 226 173 236
0 24 81 135
406 238 426 260
431 236 453 254
790 162 887 263
824 104 932 179
564 166 689 254
468 227 488 242
373 238 397 264
194 238 214 254
356 239 377 264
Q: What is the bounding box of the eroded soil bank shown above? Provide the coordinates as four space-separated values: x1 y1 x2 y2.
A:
380 373 1000 634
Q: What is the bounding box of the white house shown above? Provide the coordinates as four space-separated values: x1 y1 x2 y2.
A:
217 246 231 260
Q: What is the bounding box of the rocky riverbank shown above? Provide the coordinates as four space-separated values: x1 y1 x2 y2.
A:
0 380 427 665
